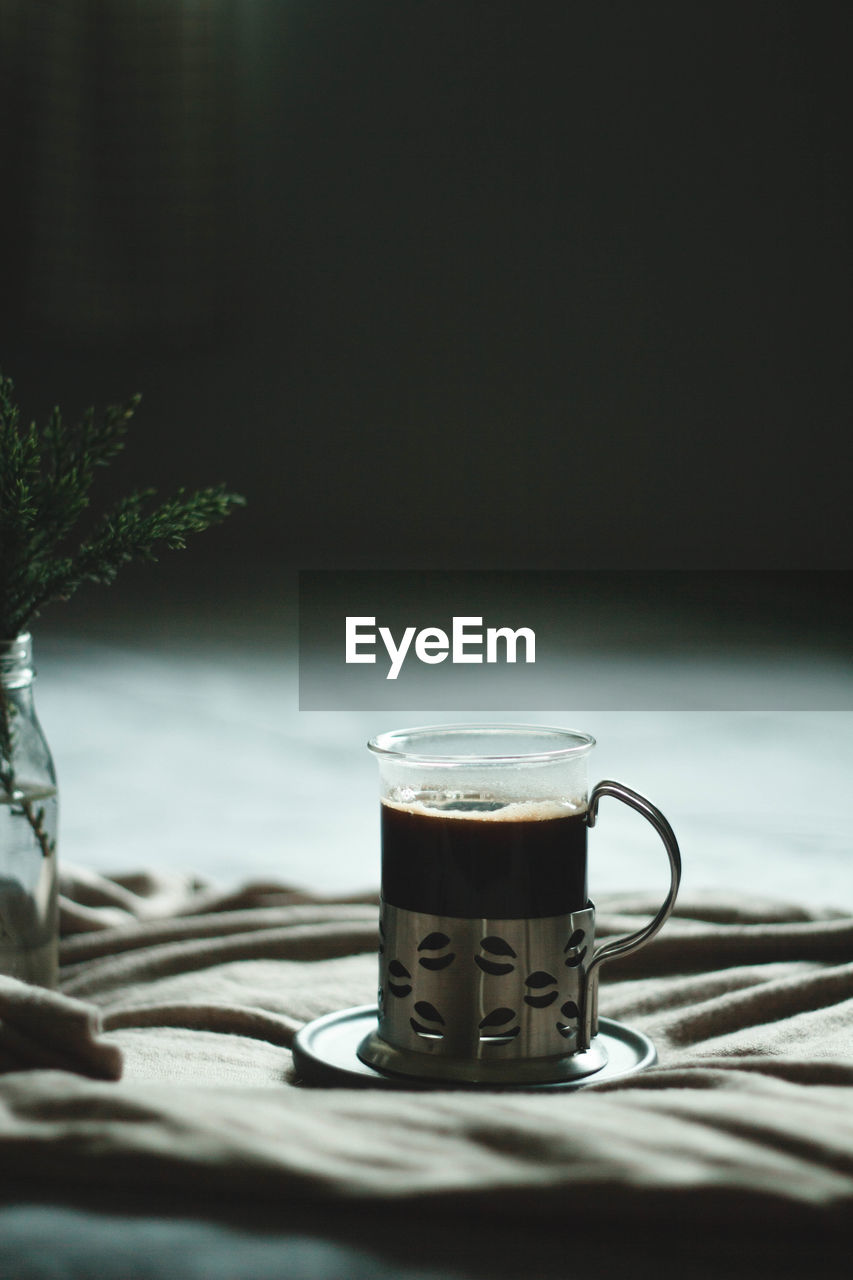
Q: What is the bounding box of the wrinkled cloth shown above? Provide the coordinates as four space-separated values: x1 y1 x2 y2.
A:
0 865 852 1263
0 975 122 1079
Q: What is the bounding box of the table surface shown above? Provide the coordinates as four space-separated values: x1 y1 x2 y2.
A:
33 619 853 914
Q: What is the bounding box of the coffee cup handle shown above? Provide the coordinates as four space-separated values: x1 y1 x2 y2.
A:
578 780 682 1051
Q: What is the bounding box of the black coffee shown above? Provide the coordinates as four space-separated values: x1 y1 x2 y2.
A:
381 799 588 918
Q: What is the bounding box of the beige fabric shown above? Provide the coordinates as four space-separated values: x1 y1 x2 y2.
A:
1 865 852 1252
0 974 122 1078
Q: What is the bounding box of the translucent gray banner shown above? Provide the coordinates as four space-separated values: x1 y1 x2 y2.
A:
298 571 852 711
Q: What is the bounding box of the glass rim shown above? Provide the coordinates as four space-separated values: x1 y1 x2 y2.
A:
367 723 596 765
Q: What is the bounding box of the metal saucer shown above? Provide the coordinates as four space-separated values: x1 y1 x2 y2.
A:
291 1005 657 1090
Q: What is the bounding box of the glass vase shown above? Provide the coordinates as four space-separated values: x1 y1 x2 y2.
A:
0 633 59 987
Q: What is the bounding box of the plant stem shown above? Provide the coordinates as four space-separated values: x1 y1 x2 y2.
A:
0 681 53 858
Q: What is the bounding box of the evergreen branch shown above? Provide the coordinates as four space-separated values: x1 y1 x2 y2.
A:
0 371 245 637
29 485 245 612
42 394 139 479
31 393 141 556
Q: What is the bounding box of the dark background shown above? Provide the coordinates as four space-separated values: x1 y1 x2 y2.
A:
1 0 850 580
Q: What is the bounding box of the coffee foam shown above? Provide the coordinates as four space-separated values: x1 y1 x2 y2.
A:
377 754 589 809
382 797 582 821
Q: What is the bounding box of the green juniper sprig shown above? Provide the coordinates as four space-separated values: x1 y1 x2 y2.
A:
0 673 54 857
0 369 244 852
0 370 244 638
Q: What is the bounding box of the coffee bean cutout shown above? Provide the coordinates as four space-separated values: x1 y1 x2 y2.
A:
418 932 450 951
478 1006 521 1041
524 991 558 1009
410 1000 446 1038
524 970 558 989
480 936 517 958
475 936 517 977
417 933 456 971
556 998 580 1039
523 969 559 1009
388 958 412 998
564 928 587 968
414 1001 444 1024
475 957 514 976
478 1007 517 1028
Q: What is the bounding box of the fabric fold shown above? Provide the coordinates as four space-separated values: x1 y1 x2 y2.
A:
1 866 851 1242
0 976 122 1079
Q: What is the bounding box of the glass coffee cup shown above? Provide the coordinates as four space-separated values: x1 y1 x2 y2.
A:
358 724 681 1085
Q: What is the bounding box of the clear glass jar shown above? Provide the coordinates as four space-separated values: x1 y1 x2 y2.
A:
0 633 59 987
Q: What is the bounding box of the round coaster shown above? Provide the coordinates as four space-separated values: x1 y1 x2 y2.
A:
291 1005 657 1090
